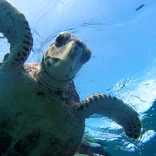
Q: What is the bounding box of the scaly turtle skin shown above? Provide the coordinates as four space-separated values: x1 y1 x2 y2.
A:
0 1 142 156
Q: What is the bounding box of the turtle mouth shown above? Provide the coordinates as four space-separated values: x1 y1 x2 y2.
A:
42 40 91 82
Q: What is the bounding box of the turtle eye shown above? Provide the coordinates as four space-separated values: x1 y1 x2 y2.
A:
80 49 91 64
56 34 64 45
55 32 71 47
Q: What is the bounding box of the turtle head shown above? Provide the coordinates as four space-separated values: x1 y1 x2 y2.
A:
40 32 91 90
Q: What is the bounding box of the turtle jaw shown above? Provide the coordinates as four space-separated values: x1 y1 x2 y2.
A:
39 32 91 90
50 41 84 80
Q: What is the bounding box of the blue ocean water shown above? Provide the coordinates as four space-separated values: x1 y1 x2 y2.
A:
0 0 156 155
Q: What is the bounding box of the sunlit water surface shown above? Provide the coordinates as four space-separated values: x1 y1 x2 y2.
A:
0 0 156 155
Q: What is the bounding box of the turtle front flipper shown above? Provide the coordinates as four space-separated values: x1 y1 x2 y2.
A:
0 0 33 68
77 94 142 139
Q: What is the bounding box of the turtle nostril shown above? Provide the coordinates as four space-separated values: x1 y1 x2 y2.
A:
75 40 83 48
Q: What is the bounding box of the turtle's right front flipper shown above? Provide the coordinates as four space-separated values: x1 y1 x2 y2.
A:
77 94 142 140
0 0 33 68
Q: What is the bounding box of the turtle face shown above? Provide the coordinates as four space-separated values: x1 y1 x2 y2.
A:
42 32 91 82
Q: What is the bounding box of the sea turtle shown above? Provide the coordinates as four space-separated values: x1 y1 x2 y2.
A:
0 0 142 156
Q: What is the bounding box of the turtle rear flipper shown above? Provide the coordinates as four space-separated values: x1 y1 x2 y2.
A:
77 94 142 139
0 0 33 68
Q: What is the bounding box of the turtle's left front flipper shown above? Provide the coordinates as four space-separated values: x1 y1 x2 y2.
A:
0 0 33 68
77 94 142 139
